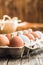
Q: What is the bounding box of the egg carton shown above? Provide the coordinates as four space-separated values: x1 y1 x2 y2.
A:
0 46 43 58
17 29 43 57
9 29 43 56
0 46 25 58
0 29 43 58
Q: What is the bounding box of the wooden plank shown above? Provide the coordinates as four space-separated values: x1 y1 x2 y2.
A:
21 58 28 65
0 59 8 65
8 59 21 65
17 22 43 31
18 0 23 20
28 54 41 65
20 54 41 65
8 53 43 65
37 53 43 65
7 53 43 65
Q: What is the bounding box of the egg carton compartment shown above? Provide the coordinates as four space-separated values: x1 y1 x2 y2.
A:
21 46 43 58
10 28 32 36
0 45 43 58
24 40 43 57
0 46 25 58
30 47 43 56
23 39 43 57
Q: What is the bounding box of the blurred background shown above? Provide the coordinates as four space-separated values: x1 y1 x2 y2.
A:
0 0 43 23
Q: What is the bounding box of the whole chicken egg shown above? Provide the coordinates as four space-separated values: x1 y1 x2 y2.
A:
0 35 9 46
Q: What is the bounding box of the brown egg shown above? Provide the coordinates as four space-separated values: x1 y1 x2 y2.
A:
6 34 12 40
0 35 10 46
31 32 40 39
10 36 24 47
24 33 35 40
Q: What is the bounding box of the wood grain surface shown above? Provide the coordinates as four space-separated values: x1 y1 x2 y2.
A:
0 0 43 23
17 22 43 31
0 53 43 65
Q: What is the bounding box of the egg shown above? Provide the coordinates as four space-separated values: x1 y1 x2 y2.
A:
35 31 43 38
19 35 31 46
24 33 35 41
6 34 12 40
30 32 40 39
0 35 10 46
10 36 24 47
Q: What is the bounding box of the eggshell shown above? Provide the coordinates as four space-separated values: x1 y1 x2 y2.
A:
6 34 12 40
0 35 9 46
35 31 43 38
31 32 40 39
19 35 31 46
10 36 24 47
24 33 35 40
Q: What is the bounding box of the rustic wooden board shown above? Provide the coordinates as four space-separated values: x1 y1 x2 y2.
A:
38 53 43 65
7 54 41 65
21 58 28 65
8 59 21 65
28 54 40 65
0 51 43 65
17 22 43 31
0 0 43 22
0 53 43 65
0 59 8 65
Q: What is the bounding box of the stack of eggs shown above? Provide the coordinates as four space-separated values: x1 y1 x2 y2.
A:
0 34 24 47
0 29 43 49
17 29 43 49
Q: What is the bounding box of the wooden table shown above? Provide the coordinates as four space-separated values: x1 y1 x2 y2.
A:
17 22 43 31
0 52 43 65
